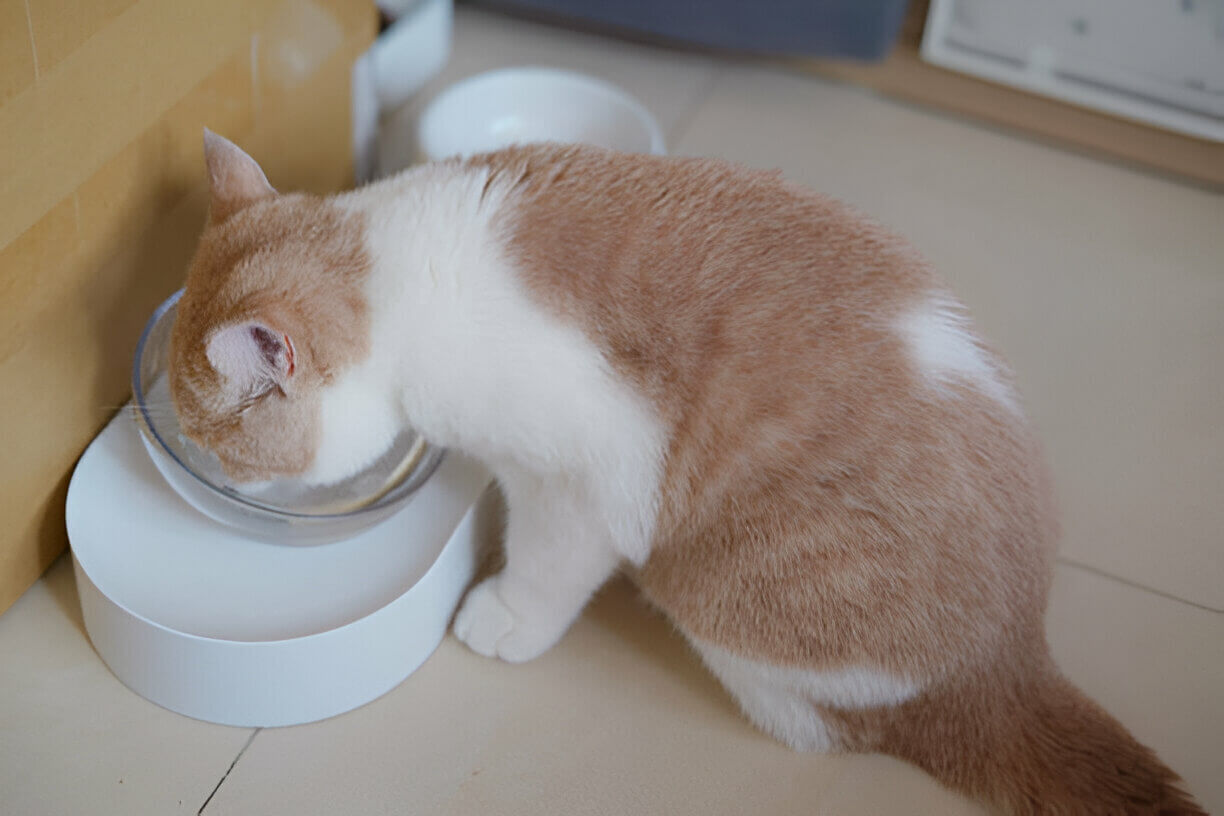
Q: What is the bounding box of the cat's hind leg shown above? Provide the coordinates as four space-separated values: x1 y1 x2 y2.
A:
694 642 838 751
693 641 922 753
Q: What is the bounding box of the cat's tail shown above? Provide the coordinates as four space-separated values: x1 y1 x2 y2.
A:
840 657 1205 815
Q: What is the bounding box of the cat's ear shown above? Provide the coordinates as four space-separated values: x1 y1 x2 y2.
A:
206 322 296 398
203 128 276 224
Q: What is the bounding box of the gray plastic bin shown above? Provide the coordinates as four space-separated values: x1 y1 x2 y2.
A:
472 0 911 61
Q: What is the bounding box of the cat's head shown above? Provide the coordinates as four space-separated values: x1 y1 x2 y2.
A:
168 130 381 486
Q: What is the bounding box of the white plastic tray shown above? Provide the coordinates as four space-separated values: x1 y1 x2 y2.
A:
67 410 492 727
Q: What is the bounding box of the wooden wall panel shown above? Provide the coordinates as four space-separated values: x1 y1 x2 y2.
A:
0 0 36 105
0 0 378 614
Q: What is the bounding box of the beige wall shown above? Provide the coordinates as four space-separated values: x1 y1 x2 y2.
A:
0 0 377 614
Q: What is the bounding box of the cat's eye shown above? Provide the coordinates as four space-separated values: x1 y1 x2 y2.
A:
235 396 259 416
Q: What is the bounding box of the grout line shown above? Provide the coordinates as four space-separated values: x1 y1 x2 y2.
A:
665 64 727 152
198 729 260 815
1055 557 1223 614
22 0 39 82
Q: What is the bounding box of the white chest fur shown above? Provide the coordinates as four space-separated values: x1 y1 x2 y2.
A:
335 165 668 566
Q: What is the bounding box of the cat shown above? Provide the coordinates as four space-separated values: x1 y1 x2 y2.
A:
169 130 1204 815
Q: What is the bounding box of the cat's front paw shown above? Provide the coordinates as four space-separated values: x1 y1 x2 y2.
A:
453 577 563 663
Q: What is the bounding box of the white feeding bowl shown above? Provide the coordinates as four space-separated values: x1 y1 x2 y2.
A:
67 292 495 727
68 411 492 727
416 67 666 161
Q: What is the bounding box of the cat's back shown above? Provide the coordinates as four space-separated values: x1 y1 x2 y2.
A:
466 144 941 412
469 143 935 305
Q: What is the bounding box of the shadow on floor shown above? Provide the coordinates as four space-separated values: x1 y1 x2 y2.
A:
42 552 87 638
586 575 743 722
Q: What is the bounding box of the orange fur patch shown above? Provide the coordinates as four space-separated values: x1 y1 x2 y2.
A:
169 193 371 481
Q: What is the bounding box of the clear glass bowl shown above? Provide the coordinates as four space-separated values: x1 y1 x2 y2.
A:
131 290 444 544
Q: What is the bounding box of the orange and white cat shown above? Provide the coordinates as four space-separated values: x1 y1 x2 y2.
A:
169 131 1204 815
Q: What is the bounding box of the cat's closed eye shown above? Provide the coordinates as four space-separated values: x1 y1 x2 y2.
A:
234 385 277 415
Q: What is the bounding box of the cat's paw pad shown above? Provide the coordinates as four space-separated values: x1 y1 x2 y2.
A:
452 578 559 663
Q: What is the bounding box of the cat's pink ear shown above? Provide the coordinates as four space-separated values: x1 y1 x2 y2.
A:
206 322 296 397
203 128 276 224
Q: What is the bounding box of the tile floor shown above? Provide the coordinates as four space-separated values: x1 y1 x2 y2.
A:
2 6 1221 814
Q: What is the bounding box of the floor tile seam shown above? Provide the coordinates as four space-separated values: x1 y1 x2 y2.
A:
1054 556 1223 615
198 729 260 815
